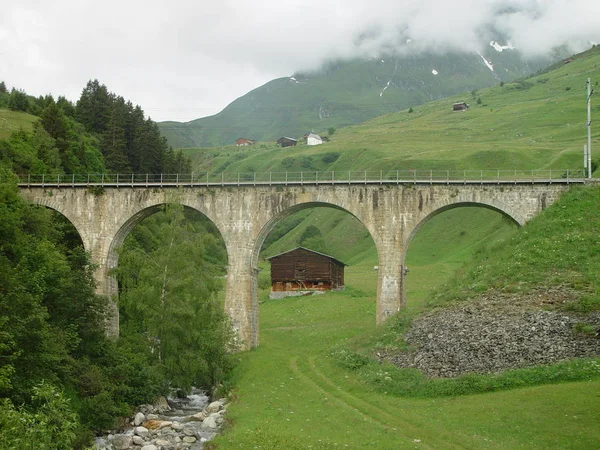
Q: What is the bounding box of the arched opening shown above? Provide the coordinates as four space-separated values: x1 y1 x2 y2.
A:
404 203 519 310
252 202 379 345
109 202 231 388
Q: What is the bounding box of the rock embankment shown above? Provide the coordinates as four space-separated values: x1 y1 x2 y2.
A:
95 393 228 450
383 287 600 378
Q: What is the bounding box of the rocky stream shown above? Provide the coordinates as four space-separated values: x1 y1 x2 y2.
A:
94 391 227 450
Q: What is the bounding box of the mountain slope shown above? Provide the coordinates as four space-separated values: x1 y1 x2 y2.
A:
186 44 599 177
159 43 554 148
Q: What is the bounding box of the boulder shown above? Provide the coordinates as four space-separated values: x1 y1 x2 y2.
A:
141 445 158 450
201 415 218 430
134 411 146 426
205 401 224 414
135 426 150 438
111 435 133 450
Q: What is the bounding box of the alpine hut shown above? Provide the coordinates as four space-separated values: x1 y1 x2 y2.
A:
267 247 345 297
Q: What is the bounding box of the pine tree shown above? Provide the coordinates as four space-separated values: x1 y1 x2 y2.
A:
76 80 111 135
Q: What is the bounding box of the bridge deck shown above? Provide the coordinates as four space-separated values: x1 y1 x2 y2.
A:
17 178 587 188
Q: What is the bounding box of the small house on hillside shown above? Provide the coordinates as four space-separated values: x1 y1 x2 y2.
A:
236 138 256 146
277 137 298 147
453 102 469 112
267 247 345 298
306 133 323 146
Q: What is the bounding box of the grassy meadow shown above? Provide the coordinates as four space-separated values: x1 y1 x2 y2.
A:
211 187 600 449
0 109 38 140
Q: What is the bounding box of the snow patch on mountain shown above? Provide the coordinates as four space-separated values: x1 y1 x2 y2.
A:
432 69 438 75
490 41 516 52
380 80 391 97
477 53 494 72
289 77 299 84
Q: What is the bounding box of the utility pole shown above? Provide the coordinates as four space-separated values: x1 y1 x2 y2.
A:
586 78 593 178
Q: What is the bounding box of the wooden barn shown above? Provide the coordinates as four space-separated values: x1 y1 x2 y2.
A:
267 247 345 293
453 102 469 111
235 137 256 146
276 136 298 147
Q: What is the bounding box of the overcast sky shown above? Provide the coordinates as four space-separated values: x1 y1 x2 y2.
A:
1 0 599 122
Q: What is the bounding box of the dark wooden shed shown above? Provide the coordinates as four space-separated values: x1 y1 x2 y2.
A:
453 102 468 111
267 247 345 292
276 136 298 147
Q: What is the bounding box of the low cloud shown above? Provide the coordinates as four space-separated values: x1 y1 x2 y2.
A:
1 0 599 121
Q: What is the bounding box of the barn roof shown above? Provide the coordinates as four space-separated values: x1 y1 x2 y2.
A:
266 246 347 266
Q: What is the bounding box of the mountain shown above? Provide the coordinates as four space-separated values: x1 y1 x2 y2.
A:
158 42 556 148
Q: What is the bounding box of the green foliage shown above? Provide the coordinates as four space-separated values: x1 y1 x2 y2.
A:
114 203 235 392
8 89 29 112
327 127 336 136
76 79 191 174
0 383 79 450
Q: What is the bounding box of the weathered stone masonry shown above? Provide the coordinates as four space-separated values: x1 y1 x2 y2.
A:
19 183 572 349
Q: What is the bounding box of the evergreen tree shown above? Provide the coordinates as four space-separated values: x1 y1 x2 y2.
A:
0 81 7 94
76 80 111 135
8 88 29 112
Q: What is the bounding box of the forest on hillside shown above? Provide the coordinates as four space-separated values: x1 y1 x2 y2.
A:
0 80 234 449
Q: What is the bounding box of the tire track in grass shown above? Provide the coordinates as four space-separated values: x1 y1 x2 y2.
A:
304 355 471 450
289 357 437 450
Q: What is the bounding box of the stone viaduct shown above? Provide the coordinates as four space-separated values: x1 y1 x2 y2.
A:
18 180 580 349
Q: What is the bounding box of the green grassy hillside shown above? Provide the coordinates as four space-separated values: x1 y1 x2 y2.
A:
187 45 599 176
159 48 555 148
0 109 38 140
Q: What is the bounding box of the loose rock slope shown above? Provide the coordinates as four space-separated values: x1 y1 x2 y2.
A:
384 287 600 377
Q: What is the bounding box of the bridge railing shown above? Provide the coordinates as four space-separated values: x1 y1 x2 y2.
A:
8 169 586 187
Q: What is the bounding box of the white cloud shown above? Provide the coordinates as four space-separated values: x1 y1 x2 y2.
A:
1 0 599 121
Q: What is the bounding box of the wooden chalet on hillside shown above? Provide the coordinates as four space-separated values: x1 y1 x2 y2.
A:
277 136 298 147
267 247 345 293
453 102 469 111
236 138 256 146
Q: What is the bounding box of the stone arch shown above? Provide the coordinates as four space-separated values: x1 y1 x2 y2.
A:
254 200 382 268
105 201 229 335
402 201 521 272
243 200 381 344
24 196 88 252
251 200 382 269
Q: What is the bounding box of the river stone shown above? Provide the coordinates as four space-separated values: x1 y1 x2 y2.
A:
185 411 205 422
141 445 158 450
160 420 173 429
183 424 197 436
142 419 162 430
205 401 223 414
133 435 145 445
154 396 171 412
147 413 159 420
134 412 146 426
202 415 218 430
155 438 170 446
111 435 133 450
183 436 197 443
135 426 150 438
171 421 184 431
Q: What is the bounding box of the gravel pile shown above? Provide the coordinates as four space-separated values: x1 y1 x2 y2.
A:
384 287 600 377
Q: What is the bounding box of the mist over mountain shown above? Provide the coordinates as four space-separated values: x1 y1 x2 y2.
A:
158 40 561 148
